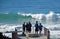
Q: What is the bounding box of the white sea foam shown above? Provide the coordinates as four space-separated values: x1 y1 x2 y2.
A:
19 11 60 20
43 24 60 38
0 24 22 32
0 24 22 38
4 11 60 20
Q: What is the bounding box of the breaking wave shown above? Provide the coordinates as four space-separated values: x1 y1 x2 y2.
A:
19 11 60 20
0 11 60 20
0 11 60 39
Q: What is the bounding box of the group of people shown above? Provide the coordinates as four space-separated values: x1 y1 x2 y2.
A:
23 21 32 33
22 21 43 35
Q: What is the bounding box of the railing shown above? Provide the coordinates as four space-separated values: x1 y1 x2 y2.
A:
14 26 50 39
0 26 50 39
44 27 50 39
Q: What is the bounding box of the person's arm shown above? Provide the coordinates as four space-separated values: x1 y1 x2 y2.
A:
35 24 36 27
41 25 43 27
31 24 32 27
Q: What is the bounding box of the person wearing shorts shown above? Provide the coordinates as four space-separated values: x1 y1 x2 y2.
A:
35 21 39 34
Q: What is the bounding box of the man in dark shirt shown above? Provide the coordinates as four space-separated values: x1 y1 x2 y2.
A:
35 21 39 34
22 22 26 35
39 23 43 35
26 23 29 32
28 22 32 33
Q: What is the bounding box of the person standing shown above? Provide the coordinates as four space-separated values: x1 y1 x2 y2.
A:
25 22 29 39
39 23 43 35
22 22 26 35
25 23 29 33
35 21 39 34
28 21 32 33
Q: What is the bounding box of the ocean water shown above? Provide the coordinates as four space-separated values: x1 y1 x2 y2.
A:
0 12 60 39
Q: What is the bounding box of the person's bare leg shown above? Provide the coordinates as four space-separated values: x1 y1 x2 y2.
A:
35 31 36 34
26 31 29 39
37 31 38 35
39 30 41 36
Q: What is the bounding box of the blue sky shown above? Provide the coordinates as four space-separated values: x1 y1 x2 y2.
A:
0 0 60 13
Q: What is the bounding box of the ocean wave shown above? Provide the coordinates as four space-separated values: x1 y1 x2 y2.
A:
0 11 60 24
0 14 32 20
16 11 60 20
0 11 60 20
18 11 60 20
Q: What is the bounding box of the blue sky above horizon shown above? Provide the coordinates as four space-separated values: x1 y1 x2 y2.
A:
0 0 60 14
